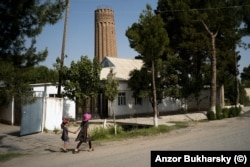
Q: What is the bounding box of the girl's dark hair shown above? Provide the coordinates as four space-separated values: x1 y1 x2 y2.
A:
61 119 68 128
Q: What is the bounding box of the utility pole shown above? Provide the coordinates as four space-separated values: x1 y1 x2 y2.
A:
57 0 70 97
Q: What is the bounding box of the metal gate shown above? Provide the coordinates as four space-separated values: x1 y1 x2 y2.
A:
20 97 43 136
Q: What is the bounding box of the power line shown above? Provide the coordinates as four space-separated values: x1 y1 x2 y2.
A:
69 4 250 14
156 4 250 13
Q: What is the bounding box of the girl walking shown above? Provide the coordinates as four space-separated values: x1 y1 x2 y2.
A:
74 113 94 153
61 119 75 152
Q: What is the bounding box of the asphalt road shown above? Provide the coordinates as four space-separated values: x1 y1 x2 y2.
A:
2 112 250 167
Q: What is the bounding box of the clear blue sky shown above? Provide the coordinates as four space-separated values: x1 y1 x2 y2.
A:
37 0 249 74
37 0 157 68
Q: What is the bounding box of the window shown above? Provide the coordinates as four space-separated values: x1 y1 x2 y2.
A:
135 97 142 105
118 92 126 105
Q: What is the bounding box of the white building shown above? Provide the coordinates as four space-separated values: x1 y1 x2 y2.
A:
99 57 182 117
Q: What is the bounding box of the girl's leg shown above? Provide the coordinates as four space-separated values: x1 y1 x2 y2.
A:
76 141 83 149
75 141 83 152
62 140 69 152
88 140 94 151
63 141 68 151
88 140 92 148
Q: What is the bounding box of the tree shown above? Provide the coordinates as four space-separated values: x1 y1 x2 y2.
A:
0 61 15 105
27 66 58 83
156 0 211 112
102 68 119 134
0 0 68 105
61 56 101 113
128 67 151 101
126 4 169 127
128 59 179 115
156 0 250 114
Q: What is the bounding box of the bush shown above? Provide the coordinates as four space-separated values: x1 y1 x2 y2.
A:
228 106 241 117
222 108 229 118
206 110 216 120
91 126 111 140
91 125 125 141
43 127 49 133
207 106 242 120
91 123 188 142
53 128 60 134
216 104 223 120
237 106 242 115
230 107 236 117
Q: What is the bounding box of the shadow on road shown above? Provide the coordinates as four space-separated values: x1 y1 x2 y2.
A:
7 131 20 137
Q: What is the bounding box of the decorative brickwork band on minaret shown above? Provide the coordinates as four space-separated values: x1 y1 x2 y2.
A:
95 8 117 62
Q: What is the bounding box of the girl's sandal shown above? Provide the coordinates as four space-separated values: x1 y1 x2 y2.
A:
74 149 79 154
88 148 94 152
61 148 68 153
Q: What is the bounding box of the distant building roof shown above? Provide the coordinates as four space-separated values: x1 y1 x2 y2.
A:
100 56 143 80
245 88 250 99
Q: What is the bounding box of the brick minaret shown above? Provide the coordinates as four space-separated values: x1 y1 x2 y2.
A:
95 8 117 62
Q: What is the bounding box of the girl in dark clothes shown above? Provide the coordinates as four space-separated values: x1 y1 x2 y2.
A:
61 119 75 152
74 113 94 153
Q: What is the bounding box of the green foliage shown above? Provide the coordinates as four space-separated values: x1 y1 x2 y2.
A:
228 107 241 118
207 106 242 120
160 56 181 99
53 128 60 134
103 68 119 102
222 108 230 118
43 127 49 133
126 4 169 65
0 0 67 57
0 0 67 106
206 110 216 120
91 125 124 140
102 68 119 133
0 61 14 105
0 153 24 162
27 66 58 83
216 104 223 120
156 0 250 110
0 61 31 105
128 60 180 103
126 5 170 121
61 56 101 106
0 0 67 66
91 123 188 141
128 67 151 98
156 0 211 101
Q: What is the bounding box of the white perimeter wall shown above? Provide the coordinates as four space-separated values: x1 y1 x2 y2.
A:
44 98 63 130
32 84 76 119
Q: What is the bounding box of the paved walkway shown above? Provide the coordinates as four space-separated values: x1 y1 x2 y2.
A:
113 112 208 126
0 108 249 155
